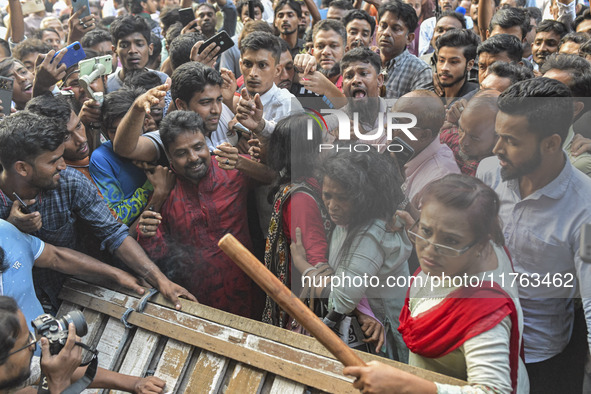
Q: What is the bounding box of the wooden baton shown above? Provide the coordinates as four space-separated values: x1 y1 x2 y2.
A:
218 233 367 367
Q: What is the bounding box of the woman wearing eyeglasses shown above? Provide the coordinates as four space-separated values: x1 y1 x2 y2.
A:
343 174 529 393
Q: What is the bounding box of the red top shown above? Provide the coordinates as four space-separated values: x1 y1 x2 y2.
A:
138 160 257 318
282 181 329 266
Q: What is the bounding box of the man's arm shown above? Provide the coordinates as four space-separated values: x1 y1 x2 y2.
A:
214 143 277 184
216 0 237 37
114 237 197 309
34 243 146 295
113 85 168 162
74 367 166 393
478 0 495 41
7 0 25 44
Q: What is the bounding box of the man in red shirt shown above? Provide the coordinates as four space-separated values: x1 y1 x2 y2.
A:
137 110 258 318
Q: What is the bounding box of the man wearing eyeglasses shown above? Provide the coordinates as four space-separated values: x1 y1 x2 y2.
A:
0 295 166 393
0 295 82 393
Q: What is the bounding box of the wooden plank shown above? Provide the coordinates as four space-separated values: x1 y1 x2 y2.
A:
269 376 305 394
183 351 229 393
94 317 129 371
225 363 266 394
111 328 160 394
59 280 467 391
153 338 192 393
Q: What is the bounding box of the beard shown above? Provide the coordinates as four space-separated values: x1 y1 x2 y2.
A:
319 61 341 80
499 148 542 181
31 168 61 191
438 67 468 88
0 360 32 390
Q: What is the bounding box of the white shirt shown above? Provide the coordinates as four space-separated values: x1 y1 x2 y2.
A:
257 83 303 137
477 155 591 363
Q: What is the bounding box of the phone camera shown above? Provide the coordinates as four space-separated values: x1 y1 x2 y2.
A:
74 44 80 50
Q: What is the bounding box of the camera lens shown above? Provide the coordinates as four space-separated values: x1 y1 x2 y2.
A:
74 44 80 50
63 310 88 337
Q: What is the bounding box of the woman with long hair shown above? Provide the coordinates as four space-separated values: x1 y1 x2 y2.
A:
291 149 412 361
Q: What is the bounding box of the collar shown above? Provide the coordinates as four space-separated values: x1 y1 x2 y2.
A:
562 126 575 150
258 83 279 107
65 156 90 168
386 49 410 70
404 138 442 175
507 153 571 201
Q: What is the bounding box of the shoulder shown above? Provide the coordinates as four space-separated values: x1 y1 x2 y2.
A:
476 156 502 188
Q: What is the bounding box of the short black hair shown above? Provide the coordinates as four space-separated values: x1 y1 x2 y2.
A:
580 38 591 56
342 9 376 36
0 296 20 367
436 10 467 28
488 7 530 39
574 9 591 32
166 22 184 47
237 0 264 17
12 38 51 62
124 0 145 14
168 31 205 70
536 19 568 38
160 110 205 153
329 0 354 11
274 0 302 18
239 31 281 64
436 29 479 61
498 77 573 143
540 53 591 97
341 46 382 73
110 15 151 46
0 111 67 168
123 69 163 90
32 28 60 41
560 32 591 47
312 19 347 44
171 62 223 104
488 61 534 83
477 33 523 61
149 32 162 66
0 39 10 58
102 86 146 133
25 92 72 124
525 7 542 24
160 5 181 34
378 0 419 33
0 58 20 79
81 29 112 49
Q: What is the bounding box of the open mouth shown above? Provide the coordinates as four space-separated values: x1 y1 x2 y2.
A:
23 83 33 92
351 88 367 98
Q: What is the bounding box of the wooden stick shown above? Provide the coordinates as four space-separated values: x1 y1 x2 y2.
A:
218 233 366 368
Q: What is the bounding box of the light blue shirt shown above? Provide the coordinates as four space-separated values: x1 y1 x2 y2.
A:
477 155 591 363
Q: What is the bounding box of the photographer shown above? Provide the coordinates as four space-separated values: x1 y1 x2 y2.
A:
0 295 166 394
0 295 82 394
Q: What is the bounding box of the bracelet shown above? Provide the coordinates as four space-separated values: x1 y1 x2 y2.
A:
301 266 317 277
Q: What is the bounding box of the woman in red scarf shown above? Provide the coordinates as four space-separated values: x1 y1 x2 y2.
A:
344 174 529 393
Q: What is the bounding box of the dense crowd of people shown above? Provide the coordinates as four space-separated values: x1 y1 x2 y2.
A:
0 0 591 392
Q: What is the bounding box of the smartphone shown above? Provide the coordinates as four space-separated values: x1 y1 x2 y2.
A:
78 55 113 77
20 0 45 15
12 192 31 214
198 30 234 55
71 0 91 19
387 136 415 167
179 7 195 27
233 122 251 138
51 42 86 69
0 76 13 117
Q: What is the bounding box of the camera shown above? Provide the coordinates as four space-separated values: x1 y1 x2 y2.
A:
31 311 88 355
